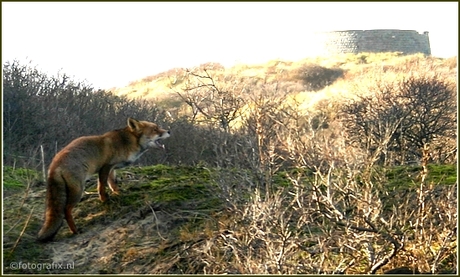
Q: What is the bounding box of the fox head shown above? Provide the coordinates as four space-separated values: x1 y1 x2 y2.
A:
127 118 170 149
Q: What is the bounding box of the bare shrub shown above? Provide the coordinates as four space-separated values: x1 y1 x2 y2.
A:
341 82 410 166
173 67 244 131
160 118 250 167
341 73 457 165
398 75 457 157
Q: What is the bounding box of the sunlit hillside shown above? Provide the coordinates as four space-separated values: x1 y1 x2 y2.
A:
109 52 457 114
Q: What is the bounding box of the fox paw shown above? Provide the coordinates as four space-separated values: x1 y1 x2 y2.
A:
99 193 109 202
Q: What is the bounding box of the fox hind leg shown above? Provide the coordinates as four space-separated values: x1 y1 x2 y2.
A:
63 177 84 234
65 205 78 234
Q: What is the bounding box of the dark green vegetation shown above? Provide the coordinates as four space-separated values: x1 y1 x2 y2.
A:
2 53 457 273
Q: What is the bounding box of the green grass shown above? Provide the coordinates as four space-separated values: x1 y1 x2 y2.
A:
3 166 41 188
270 164 456 191
73 164 222 228
120 165 217 208
385 164 457 189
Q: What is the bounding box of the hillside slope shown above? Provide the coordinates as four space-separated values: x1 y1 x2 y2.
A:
109 53 457 112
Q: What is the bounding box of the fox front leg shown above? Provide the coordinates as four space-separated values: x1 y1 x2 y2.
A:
97 165 113 202
107 169 120 195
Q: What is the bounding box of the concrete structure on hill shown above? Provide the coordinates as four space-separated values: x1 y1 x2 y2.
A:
312 29 431 56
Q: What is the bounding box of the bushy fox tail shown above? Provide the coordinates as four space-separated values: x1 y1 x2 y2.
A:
37 175 67 242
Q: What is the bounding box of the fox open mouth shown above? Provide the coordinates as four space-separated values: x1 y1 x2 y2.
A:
154 139 165 149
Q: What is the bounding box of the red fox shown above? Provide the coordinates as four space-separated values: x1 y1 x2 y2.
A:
37 118 170 242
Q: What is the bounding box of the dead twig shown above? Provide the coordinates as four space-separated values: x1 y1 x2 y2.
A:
10 207 34 254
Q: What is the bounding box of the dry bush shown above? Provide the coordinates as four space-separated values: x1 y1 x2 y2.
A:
182 113 457 274
162 118 255 168
164 123 456 274
172 67 245 131
341 72 457 166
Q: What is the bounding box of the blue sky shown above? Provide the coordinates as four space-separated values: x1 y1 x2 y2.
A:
2 2 458 89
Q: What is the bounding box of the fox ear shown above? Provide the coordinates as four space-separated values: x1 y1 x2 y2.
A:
127 118 140 131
